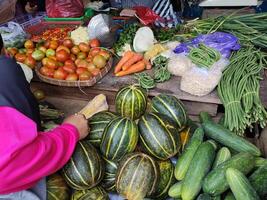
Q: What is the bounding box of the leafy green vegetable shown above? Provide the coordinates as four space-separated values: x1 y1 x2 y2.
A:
135 72 156 89
113 23 140 54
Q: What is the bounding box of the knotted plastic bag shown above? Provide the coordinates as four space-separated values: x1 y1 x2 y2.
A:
46 0 84 18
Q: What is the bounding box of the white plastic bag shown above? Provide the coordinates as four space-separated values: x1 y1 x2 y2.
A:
17 62 33 83
168 54 195 77
0 22 26 48
180 58 229 96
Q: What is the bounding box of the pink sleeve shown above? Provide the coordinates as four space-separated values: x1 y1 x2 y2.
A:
0 107 79 194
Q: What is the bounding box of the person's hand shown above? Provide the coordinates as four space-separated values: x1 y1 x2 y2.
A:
63 114 89 140
25 2 38 14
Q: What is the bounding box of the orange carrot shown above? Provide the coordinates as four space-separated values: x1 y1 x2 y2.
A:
115 61 146 77
114 51 134 73
122 53 143 71
144 59 152 70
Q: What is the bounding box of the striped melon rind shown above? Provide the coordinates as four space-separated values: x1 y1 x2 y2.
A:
151 94 187 130
115 85 147 120
138 112 181 160
101 157 118 192
87 111 117 147
47 173 70 200
71 186 109 200
62 141 104 190
152 159 176 199
100 117 139 161
116 152 160 200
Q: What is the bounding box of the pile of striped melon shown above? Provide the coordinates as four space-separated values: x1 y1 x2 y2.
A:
46 85 267 200
47 85 188 200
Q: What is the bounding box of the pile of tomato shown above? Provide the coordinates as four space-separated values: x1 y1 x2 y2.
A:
7 38 110 81
31 27 73 42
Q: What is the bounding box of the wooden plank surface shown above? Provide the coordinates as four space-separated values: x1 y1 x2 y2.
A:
32 82 218 116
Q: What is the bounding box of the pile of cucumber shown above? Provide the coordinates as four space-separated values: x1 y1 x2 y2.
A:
169 112 267 200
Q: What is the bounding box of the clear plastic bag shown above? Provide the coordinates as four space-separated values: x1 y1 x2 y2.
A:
46 0 84 18
180 58 229 96
0 22 26 48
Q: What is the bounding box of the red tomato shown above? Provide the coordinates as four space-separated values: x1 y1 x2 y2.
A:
91 68 101 76
65 60 75 66
65 73 78 81
76 67 88 75
56 50 70 62
99 50 110 60
42 57 50 66
63 39 74 49
56 45 71 54
24 40 35 49
71 46 80 55
49 40 59 50
89 39 100 48
7 47 18 57
74 58 83 66
63 65 76 74
53 68 68 80
46 58 58 70
76 60 89 68
70 54 76 61
79 71 92 80
79 42 90 53
26 48 34 56
90 47 100 57
40 66 55 77
24 56 36 69
77 52 87 59
87 63 96 71
15 53 27 63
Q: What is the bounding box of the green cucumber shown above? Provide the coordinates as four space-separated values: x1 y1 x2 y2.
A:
202 121 261 156
199 112 213 123
174 127 204 180
203 152 255 196
168 182 182 198
224 192 236 200
226 168 260 200
249 162 267 198
197 194 212 200
212 147 231 169
212 196 221 200
181 141 216 200
206 139 219 151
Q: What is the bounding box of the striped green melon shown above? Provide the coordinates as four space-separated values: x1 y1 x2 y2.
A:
115 85 147 120
101 157 118 192
62 141 104 190
151 94 187 130
116 152 160 200
100 117 139 160
138 112 181 160
47 173 70 200
87 111 117 147
152 159 176 199
71 186 109 200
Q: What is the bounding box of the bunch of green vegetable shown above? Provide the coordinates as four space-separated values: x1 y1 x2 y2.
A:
217 47 267 135
113 23 140 54
188 43 221 69
154 26 182 42
182 12 267 48
153 56 171 83
135 56 171 90
169 113 265 200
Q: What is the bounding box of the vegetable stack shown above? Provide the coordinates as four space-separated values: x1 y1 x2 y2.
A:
218 47 267 135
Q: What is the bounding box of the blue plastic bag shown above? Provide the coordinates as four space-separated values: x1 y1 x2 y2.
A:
174 32 240 58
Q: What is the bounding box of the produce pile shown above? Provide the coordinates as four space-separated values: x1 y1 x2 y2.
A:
44 85 267 200
6 37 111 81
31 27 73 42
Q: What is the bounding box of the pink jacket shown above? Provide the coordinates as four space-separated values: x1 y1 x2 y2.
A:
0 106 79 194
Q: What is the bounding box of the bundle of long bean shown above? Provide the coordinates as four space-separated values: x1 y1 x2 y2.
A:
153 56 171 83
183 12 267 48
218 47 267 135
188 43 221 69
135 72 156 89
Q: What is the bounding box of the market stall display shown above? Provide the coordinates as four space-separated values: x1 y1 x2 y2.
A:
2 5 267 200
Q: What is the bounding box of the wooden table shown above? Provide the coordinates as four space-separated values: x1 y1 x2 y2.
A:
31 69 267 122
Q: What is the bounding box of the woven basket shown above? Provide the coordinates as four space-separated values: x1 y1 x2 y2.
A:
35 57 113 87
